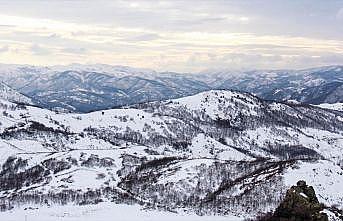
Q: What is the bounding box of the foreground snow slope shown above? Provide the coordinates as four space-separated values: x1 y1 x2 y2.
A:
0 203 242 221
0 89 342 218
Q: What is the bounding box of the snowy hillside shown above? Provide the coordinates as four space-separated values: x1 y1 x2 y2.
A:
0 90 342 219
198 65 343 105
0 82 33 105
0 64 342 112
0 203 241 221
316 103 343 112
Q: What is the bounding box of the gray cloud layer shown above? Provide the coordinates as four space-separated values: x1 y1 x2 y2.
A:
0 0 342 71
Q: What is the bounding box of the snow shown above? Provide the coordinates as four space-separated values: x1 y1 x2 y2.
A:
269 102 284 111
323 209 341 221
0 140 22 163
188 134 251 161
0 86 343 219
157 158 215 186
223 126 343 164
293 128 343 165
0 100 179 141
47 168 109 191
316 103 343 112
283 160 343 209
1 64 342 113
170 90 259 120
0 83 33 104
286 100 301 104
299 192 308 198
0 203 243 221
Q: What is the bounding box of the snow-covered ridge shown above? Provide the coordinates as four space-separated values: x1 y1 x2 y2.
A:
169 90 260 119
0 82 33 105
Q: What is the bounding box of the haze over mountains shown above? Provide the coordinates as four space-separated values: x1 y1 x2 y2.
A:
0 64 342 112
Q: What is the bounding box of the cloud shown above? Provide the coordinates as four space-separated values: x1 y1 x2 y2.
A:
61 47 88 54
30 44 51 55
0 1 342 71
123 33 161 42
0 45 9 53
0 24 16 28
337 8 343 20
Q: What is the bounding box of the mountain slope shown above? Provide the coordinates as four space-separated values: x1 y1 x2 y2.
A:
254 180 342 221
201 65 343 104
316 103 343 112
0 82 33 105
0 90 342 218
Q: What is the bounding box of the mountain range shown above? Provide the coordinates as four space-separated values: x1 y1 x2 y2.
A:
0 64 342 112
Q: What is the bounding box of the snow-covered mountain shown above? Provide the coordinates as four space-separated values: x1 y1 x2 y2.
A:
201 65 343 104
0 82 33 105
0 64 211 112
0 89 342 219
0 64 342 112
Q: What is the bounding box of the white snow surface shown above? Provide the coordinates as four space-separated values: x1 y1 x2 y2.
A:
283 160 343 209
0 203 243 221
0 83 32 104
316 103 343 112
170 90 259 120
188 134 252 161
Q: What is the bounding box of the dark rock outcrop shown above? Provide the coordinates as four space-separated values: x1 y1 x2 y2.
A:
256 180 329 221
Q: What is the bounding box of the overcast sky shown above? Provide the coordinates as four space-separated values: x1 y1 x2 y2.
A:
0 0 342 72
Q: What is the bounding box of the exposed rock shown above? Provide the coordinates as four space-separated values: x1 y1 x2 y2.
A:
257 180 329 221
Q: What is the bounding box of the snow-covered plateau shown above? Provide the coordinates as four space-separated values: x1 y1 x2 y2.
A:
0 89 343 220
